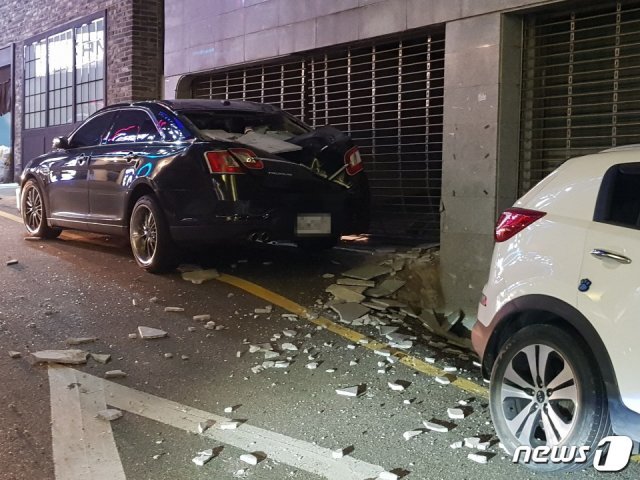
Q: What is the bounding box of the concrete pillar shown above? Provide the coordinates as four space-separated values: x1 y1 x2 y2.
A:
440 12 522 314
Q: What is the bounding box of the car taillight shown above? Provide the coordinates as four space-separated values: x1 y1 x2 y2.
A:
204 151 243 174
229 148 263 170
344 147 363 176
495 208 546 243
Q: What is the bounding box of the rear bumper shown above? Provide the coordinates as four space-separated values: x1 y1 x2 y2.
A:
471 316 494 365
169 208 349 244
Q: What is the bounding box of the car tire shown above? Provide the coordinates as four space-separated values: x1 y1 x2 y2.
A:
296 235 340 252
490 324 611 473
129 195 177 273
21 179 62 239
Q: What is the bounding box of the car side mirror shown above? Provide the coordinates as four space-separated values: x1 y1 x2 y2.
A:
52 136 70 150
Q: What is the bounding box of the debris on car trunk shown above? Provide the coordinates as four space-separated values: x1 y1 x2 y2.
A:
182 268 219 285
97 409 123 422
138 326 168 339
32 349 88 365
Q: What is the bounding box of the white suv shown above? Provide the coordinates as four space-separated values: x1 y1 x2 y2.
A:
473 147 640 472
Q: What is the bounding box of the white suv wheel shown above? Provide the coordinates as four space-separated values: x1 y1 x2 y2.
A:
490 325 611 473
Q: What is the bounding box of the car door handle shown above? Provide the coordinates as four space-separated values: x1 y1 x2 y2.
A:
76 153 89 166
590 248 632 264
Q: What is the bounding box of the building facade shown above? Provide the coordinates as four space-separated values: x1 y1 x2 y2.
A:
0 0 163 184
163 0 640 311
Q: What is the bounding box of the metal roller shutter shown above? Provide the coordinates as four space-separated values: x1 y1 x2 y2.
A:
191 30 445 242
520 1 640 194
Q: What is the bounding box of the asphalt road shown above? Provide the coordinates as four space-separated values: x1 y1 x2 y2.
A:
0 187 638 480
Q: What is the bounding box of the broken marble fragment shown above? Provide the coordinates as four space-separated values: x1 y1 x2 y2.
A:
342 264 392 281
32 349 88 365
330 302 370 323
97 409 123 421
182 269 219 284
365 279 406 298
192 449 214 466
137 326 168 339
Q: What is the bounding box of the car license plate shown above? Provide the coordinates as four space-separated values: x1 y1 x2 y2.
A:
296 213 331 236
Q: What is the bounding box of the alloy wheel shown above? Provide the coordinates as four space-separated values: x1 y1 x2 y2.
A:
131 205 158 266
24 185 43 234
498 344 579 447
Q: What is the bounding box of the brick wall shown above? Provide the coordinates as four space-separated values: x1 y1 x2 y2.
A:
0 0 163 181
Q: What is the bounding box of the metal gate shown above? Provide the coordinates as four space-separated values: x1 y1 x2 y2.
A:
191 31 445 242
520 1 640 194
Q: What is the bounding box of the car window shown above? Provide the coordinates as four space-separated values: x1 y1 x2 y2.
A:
594 163 640 228
156 110 193 141
70 111 116 148
106 109 162 143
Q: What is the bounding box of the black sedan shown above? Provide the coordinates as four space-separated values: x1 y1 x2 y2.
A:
19 99 370 271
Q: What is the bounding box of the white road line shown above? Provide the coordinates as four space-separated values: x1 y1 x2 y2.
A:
54 366 384 480
49 366 126 480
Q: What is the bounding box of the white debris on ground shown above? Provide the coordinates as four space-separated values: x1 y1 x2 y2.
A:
32 349 88 365
377 471 399 480
335 385 364 397
164 306 184 313
182 268 219 285
105 370 127 379
219 421 240 430
65 337 98 345
422 420 450 433
192 449 214 466
137 326 168 339
8 351 21 359
6 259 18 266
239 453 260 465
89 353 111 364
97 409 123 421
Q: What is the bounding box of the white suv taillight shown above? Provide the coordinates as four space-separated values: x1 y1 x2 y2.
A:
495 208 546 243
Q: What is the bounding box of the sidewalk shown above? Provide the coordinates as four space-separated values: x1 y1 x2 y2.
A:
0 183 19 210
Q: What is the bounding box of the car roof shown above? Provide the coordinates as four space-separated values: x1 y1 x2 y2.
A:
516 147 640 219
106 99 282 114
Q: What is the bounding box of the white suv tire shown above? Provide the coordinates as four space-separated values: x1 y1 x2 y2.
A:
489 324 611 472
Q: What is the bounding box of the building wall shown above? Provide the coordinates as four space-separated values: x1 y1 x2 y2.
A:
163 0 563 313
0 0 163 181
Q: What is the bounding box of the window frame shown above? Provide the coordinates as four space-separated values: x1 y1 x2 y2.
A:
22 11 107 131
68 109 116 149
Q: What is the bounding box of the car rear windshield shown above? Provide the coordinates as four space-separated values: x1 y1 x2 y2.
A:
181 110 311 141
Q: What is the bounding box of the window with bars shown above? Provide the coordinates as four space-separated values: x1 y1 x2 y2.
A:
191 31 445 241
75 18 105 122
520 1 640 194
48 29 73 126
24 39 47 129
23 15 104 130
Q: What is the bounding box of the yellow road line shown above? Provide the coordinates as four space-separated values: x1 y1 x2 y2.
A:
0 209 22 223
217 273 489 399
